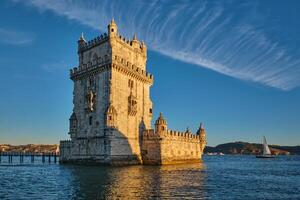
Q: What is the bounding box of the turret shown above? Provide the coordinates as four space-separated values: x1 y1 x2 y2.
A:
108 18 118 37
141 41 147 55
155 112 167 134
77 33 86 65
69 112 78 139
131 33 140 49
197 123 207 146
78 32 86 50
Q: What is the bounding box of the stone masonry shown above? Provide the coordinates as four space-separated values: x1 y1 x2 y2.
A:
60 19 206 165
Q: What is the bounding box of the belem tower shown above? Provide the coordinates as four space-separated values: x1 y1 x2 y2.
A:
60 19 206 165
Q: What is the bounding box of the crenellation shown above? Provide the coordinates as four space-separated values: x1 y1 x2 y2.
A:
78 35 109 53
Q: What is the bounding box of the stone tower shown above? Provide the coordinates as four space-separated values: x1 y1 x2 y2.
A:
60 19 153 164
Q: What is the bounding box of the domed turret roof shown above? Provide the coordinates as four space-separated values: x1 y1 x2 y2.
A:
78 32 85 42
108 18 117 28
196 122 205 135
155 112 167 125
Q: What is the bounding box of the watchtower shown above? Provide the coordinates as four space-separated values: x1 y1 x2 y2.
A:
60 19 153 164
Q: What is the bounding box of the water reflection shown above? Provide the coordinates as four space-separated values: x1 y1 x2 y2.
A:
63 163 207 199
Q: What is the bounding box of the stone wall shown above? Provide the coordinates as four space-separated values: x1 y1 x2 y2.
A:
142 129 205 165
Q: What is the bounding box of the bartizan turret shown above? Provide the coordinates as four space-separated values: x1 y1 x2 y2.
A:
77 33 86 66
108 18 118 37
197 123 207 152
155 112 167 134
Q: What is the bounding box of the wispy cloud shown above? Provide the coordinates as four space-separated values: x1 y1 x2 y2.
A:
0 28 34 45
11 0 300 91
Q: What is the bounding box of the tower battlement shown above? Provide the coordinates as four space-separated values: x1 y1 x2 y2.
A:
69 57 153 82
77 33 109 52
77 32 146 54
71 19 151 82
141 113 206 165
143 129 201 142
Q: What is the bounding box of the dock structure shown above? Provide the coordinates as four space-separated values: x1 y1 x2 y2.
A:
0 152 59 164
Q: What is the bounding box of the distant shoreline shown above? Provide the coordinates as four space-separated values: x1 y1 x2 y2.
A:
1 142 300 155
205 141 300 155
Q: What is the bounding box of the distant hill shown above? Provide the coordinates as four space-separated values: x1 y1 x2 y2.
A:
204 141 300 155
1 142 299 155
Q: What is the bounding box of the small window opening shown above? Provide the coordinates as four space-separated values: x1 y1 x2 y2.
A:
89 116 93 125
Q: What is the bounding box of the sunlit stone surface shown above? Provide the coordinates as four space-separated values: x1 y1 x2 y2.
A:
59 20 206 165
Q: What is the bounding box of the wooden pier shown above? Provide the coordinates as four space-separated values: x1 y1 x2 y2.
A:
0 152 59 164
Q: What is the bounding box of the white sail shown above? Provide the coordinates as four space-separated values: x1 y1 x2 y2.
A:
263 136 271 155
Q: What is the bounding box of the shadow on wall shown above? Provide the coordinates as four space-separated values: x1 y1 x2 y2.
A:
103 126 141 165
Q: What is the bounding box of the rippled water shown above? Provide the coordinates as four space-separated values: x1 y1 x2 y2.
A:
0 155 299 199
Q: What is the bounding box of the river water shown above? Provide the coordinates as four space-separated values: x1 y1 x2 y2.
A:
0 155 299 199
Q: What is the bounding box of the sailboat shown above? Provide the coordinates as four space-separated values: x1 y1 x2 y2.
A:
256 136 275 158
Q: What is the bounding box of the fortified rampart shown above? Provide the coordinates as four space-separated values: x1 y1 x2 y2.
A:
142 113 206 165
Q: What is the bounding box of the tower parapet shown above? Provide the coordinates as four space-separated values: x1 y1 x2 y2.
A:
70 19 151 82
108 18 118 37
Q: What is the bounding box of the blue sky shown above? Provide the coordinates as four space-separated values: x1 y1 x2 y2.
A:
0 0 299 146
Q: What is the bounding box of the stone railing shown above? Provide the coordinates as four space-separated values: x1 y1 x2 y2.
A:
70 60 111 78
143 129 201 142
113 55 153 80
78 33 109 51
165 130 200 142
78 32 146 52
114 33 146 51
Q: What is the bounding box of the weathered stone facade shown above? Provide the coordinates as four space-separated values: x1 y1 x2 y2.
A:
142 113 206 164
60 20 206 165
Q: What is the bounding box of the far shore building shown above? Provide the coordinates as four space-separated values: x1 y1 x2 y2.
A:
60 19 206 165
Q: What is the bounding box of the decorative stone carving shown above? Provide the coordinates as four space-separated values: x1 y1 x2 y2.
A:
106 103 118 128
128 92 137 116
86 90 96 112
